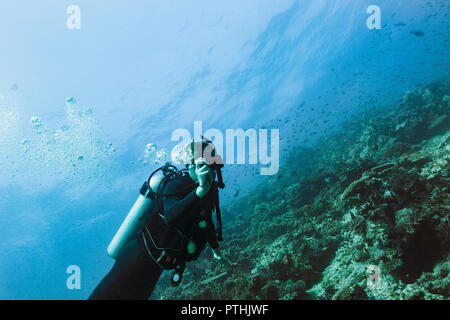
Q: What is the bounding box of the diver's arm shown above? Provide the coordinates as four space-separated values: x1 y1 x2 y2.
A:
163 160 214 226
163 189 199 227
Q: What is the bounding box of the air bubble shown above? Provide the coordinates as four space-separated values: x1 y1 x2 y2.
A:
138 157 148 165
30 116 42 128
145 143 157 154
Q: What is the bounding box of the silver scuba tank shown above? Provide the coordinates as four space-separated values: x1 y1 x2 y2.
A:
107 172 164 259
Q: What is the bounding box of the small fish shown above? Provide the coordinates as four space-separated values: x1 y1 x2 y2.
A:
410 30 425 37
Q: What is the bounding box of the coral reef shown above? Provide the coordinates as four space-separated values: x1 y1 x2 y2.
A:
151 77 449 300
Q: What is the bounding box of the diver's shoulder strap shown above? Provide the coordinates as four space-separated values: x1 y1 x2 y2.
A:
212 183 223 242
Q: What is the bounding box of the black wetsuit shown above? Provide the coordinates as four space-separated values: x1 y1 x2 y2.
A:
88 174 218 300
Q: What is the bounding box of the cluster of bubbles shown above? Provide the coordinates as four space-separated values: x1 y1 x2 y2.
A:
138 143 170 166
19 98 116 187
138 141 188 166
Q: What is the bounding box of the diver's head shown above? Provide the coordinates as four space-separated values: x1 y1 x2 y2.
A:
183 138 221 182
185 140 211 182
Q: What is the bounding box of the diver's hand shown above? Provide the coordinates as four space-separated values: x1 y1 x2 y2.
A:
212 249 232 271
195 158 214 198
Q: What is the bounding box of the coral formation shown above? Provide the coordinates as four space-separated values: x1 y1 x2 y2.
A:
151 77 449 300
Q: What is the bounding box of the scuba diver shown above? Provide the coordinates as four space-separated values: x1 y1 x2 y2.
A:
88 138 231 300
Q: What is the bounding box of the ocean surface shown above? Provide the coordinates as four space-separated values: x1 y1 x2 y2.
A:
0 1 449 299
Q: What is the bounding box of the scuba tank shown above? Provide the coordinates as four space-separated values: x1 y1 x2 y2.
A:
107 164 177 259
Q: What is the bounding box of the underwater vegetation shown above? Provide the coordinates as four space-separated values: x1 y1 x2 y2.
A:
152 77 449 300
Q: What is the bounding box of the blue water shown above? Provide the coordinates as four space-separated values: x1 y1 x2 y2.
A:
0 0 449 299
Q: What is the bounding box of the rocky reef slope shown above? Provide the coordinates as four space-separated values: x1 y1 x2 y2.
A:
152 77 449 300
